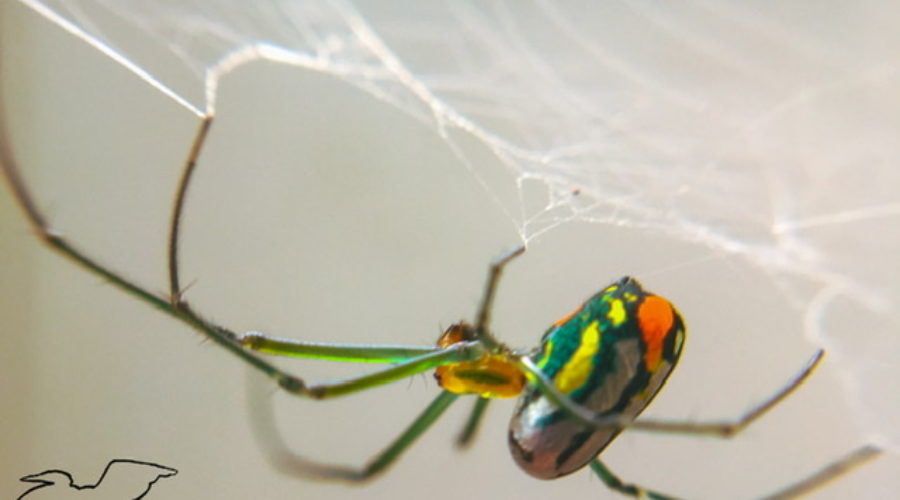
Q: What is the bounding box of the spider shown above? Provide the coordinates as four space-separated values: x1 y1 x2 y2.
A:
0 112 881 500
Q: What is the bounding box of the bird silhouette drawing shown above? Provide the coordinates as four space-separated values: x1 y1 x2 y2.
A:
17 459 177 500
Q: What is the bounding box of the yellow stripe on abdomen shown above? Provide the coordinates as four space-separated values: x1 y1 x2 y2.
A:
554 320 601 394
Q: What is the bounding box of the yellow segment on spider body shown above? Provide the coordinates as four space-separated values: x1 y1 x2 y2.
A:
434 323 525 399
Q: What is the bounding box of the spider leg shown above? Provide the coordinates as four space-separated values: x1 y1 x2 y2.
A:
0 112 286 383
250 389 460 482
473 245 525 348
167 115 212 305
590 459 683 500
517 350 828 438
237 331 440 363
283 341 483 399
455 397 491 448
758 445 882 500
447 245 522 448
589 445 881 500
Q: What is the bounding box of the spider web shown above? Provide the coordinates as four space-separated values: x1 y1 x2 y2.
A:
7 0 899 497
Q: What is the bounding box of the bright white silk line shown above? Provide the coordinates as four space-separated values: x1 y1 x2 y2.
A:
18 0 205 117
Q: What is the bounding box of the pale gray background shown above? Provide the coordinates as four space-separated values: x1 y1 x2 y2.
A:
1 2 897 499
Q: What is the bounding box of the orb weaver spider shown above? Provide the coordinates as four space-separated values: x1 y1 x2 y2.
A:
0 110 881 499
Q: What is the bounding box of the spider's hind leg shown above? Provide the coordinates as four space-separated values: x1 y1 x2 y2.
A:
456 397 491 448
590 459 682 500
249 387 460 482
758 444 882 500
589 445 881 500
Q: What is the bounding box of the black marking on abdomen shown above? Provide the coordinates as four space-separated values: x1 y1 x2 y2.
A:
555 428 594 469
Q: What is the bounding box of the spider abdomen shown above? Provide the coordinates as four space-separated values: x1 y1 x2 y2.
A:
508 277 686 479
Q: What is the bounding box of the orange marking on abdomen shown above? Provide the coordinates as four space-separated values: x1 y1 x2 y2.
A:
637 295 674 370
553 305 582 327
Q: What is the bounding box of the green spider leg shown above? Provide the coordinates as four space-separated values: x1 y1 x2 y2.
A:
0 115 295 389
472 245 525 348
241 357 485 481
590 460 682 500
235 333 437 363
398 247 519 450
588 445 881 500
447 244 562 451
757 445 882 500
248 384 461 482
456 397 491 448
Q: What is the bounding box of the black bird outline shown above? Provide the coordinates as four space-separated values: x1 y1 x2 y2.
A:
17 459 177 500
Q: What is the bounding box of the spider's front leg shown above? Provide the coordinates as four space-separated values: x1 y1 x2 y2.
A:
0 110 295 388
237 332 485 399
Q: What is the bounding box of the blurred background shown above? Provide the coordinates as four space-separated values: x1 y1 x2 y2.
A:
1 1 898 499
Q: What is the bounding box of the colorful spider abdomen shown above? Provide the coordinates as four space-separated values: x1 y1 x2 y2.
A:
508 277 686 479
434 323 526 399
